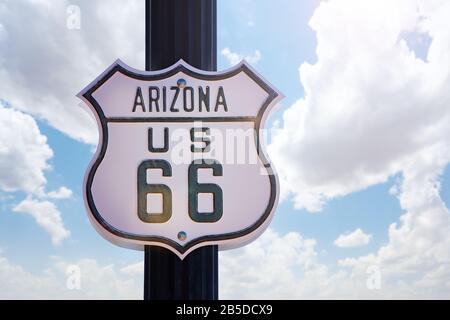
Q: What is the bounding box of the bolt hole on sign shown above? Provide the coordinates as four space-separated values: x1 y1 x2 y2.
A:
78 60 283 259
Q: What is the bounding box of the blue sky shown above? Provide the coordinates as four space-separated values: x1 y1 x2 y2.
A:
1 0 450 299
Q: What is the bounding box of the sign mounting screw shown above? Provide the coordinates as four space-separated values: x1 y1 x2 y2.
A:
178 231 187 241
177 78 187 88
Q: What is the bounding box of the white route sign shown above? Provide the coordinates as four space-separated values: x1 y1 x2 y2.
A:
78 59 282 259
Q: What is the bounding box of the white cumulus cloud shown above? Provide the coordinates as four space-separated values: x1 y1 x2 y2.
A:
269 0 450 212
334 228 372 248
339 147 450 298
0 105 53 195
47 186 73 200
221 47 262 66
0 0 146 145
1 226 448 299
0 104 71 245
120 261 144 276
268 0 450 298
221 228 394 299
13 197 70 246
0 251 141 299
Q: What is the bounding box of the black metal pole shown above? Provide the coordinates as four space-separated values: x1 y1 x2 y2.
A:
143 0 218 300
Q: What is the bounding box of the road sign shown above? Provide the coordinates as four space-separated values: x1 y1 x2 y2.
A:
78 59 282 259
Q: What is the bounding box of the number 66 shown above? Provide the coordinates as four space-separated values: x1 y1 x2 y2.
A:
137 159 223 223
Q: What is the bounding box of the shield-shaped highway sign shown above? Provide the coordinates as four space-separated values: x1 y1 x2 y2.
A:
78 60 282 259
